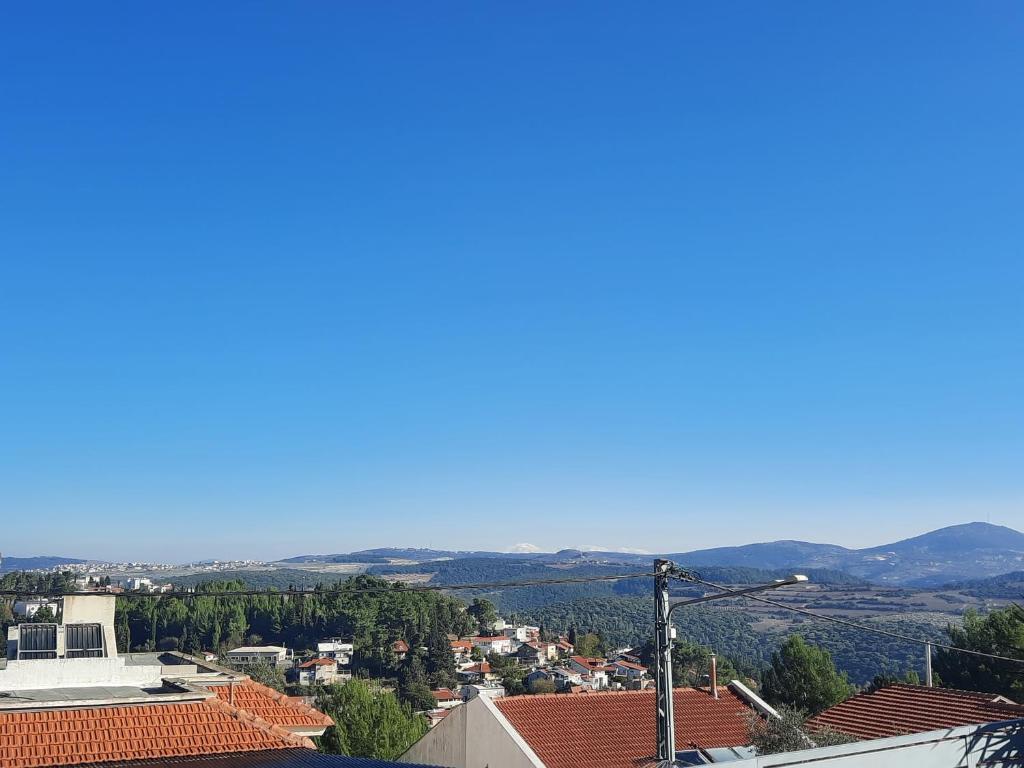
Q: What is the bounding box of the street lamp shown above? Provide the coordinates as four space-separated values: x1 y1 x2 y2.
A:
653 560 808 765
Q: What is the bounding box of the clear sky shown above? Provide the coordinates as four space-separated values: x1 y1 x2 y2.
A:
2 2 1022 562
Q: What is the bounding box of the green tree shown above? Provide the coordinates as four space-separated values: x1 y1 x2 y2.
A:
866 669 920 693
467 599 498 634
636 639 742 688
399 654 436 711
761 636 853 715
426 625 457 688
528 677 556 694
934 606 1024 699
242 661 286 692
316 679 428 759
574 632 604 657
746 705 857 755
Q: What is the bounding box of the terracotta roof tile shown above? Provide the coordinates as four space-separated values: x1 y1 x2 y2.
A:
0 700 311 768
807 684 1024 739
209 681 334 728
298 658 337 668
494 687 752 768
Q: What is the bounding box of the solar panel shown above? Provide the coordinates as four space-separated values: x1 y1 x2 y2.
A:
19 623 58 659
66 623 105 658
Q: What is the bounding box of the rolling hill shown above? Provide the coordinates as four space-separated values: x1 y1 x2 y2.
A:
281 522 1024 586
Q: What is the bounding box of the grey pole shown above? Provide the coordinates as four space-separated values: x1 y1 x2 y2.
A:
925 642 933 687
654 559 676 763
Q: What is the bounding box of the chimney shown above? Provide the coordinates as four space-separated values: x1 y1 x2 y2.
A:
710 654 718 699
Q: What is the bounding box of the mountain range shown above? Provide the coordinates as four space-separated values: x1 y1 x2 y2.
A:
283 522 1024 586
6 522 1024 587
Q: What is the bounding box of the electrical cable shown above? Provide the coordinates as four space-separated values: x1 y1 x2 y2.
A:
0 571 655 599
684 575 1024 666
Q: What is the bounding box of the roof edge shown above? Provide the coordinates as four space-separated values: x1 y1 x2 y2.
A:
728 679 779 720
479 695 548 768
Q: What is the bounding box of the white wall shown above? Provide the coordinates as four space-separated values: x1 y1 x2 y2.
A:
724 719 1023 768
400 696 544 768
0 657 164 691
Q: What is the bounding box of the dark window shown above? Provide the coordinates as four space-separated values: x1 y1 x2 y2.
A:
19 624 58 659
65 623 105 658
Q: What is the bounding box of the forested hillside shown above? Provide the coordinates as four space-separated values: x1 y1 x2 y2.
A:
169 569 351 590
514 595 947 685
115 575 475 669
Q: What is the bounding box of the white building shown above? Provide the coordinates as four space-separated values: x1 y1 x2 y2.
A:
461 683 505 701
12 599 59 619
316 638 354 665
225 645 293 667
471 635 514 655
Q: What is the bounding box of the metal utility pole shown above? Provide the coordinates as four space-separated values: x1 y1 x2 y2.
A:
925 642 933 687
654 560 675 763
653 560 808 766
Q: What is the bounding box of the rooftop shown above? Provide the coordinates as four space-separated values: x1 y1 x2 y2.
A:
0 699 313 768
493 686 756 768
807 684 1024 740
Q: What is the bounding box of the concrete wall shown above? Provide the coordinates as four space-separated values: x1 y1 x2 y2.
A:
725 719 1024 768
400 696 544 768
0 657 164 691
61 594 118 655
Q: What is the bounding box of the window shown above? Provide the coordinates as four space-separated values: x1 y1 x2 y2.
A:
65 623 105 658
19 624 58 660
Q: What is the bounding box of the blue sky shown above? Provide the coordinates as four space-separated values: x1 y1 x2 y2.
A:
1 2 1021 562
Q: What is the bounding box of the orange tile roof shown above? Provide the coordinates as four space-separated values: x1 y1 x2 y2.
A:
494 687 753 768
0 699 312 768
432 688 459 700
298 657 337 668
806 684 1024 740
208 681 334 728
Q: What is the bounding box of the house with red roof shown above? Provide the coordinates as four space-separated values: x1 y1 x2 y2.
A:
450 639 474 660
608 658 649 682
457 660 499 684
399 683 776 768
431 687 463 709
567 656 614 689
0 594 336 768
806 683 1024 740
391 639 410 660
292 656 342 686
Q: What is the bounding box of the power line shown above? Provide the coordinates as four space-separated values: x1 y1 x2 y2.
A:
0 571 654 599
686 576 1024 667
6 569 1021 668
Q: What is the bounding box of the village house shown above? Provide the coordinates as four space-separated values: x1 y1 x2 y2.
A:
0 593 340 768
225 644 293 667
292 656 345 686
515 640 557 666
568 655 613 689
502 624 540 642
548 666 584 691
471 634 514 655
457 660 500 684
431 687 463 710
450 638 474 660
392 639 410 660
316 637 354 665
399 683 776 768
608 658 649 682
